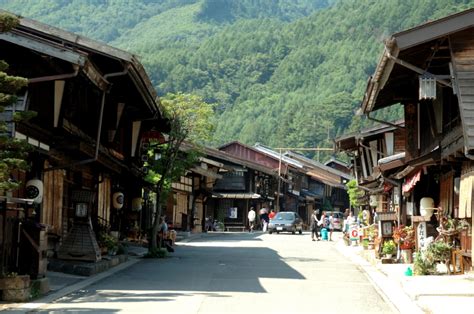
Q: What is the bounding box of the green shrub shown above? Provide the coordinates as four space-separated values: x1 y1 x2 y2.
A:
413 251 436 275
145 248 168 258
382 240 396 255
428 241 451 261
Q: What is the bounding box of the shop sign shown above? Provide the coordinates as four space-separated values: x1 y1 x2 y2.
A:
417 222 427 250
350 227 359 241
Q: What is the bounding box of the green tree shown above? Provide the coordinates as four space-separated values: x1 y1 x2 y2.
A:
145 92 214 253
0 13 33 192
346 179 363 209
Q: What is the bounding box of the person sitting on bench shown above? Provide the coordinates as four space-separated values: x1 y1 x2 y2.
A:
159 216 174 252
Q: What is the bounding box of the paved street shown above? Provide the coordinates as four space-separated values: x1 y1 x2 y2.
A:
31 232 396 313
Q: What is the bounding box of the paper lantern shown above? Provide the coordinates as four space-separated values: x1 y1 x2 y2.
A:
25 179 43 204
420 197 435 218
113 192 124 209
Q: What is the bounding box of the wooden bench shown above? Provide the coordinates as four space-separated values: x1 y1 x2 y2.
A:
451 249 472 274
225 225 246 232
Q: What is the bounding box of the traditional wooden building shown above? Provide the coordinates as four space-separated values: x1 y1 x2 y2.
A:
219 142 302 214
335 121 406 214
285 151 351 220
359 9 473 269
203 146 279 231
0 11 167 280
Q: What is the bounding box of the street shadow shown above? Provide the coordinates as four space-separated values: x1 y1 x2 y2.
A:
39 233 321 308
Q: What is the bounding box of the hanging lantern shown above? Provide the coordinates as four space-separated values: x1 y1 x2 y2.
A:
113 192 124 209
420 197 435 218
25 179 44 204
419 74 436 100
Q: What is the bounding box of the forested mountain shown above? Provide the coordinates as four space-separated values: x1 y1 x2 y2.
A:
1 0 473 159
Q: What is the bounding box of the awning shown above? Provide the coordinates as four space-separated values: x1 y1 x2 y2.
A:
300 189 322 201
306 170 345 189
378 152 405 172
402 170 421 193
211 193 261 199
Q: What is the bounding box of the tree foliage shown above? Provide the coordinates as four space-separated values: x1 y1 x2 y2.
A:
2 0 473 161
0 12 32 191
145 92 213 251
346 179 363 209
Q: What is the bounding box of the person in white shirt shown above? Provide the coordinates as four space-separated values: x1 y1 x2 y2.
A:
248 207 256 232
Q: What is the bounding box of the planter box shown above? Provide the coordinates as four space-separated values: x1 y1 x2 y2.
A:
0 275 31 302
0 275 30 290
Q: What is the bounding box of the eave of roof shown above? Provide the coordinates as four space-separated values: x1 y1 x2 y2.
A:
1 10 163 118
361 8 474 114
285 151 352 180
202 146 278 177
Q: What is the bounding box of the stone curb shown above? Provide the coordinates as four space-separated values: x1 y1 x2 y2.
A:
1 257 142 313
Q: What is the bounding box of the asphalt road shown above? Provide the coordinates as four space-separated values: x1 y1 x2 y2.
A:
33 232 396 313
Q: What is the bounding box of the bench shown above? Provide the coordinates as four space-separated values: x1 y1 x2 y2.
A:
225 225 246 232
451 249 472 274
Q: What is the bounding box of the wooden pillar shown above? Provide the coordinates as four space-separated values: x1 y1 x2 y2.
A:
405 103 418 161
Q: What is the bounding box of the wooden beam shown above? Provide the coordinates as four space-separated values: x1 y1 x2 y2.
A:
83 60 109 91
0 32 86 65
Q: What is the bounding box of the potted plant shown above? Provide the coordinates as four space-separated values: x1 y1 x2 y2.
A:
427 241 452 274
393 225 415 249
393 225 415 263
367 224 377 249
362 238 369 250
413 251 436 275
382 240 396 258
98 232 119 255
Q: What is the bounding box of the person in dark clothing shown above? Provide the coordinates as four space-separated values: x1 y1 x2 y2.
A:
310 209 321 241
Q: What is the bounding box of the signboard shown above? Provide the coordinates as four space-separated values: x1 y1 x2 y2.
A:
228 207 237 219
350 227 359 241
417 222 427 250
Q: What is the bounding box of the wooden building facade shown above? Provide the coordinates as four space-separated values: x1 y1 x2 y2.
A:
355 8 473 270
0 11 167 279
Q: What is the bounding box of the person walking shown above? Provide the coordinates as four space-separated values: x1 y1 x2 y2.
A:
259 207 269 231
310 209 321 241
268 209 276 220
248 207 256 232
319 211 327 240
328 212 334 241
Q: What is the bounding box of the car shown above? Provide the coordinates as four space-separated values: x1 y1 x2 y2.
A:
268 211 304 234
324 211 344 231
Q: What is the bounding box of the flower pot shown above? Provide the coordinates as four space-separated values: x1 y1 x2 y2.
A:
385 254 393 259
401 249 413 263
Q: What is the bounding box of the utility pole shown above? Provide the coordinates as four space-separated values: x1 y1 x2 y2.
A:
274 147 333 212
276 148 282 211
